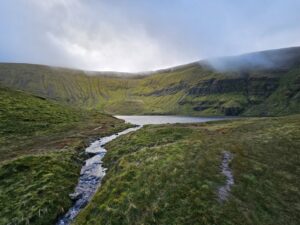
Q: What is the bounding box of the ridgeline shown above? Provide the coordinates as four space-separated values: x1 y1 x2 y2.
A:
0 47 299 116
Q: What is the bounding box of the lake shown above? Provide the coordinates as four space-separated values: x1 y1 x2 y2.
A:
115 115 230 125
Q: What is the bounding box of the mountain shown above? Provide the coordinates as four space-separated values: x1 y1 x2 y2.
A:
0 47 300 116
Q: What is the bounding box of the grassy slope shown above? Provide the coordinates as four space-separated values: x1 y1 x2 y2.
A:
0 47 300 117
0 86 130 225
74 115 300 225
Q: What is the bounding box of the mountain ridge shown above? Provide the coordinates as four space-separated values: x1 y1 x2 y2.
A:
0 46 299 116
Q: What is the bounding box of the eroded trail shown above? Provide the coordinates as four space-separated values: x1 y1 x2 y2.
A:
57 126 142 225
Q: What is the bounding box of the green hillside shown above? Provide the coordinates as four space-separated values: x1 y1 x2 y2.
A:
74 115 300 225
0 47 300 116
0 86 130 225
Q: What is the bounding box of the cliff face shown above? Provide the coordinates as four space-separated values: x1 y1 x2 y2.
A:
188 76 279 97
0 47 299 116
182 76 280 115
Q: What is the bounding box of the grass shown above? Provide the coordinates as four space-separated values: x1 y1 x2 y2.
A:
74 115 300 225
0 86 131 225
0 151 81 225
0 86 130 162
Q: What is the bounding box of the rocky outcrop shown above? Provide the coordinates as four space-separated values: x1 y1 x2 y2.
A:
188 78 248 95
247 76 279 97
221 105 244 116
188 76 279 97
142 81 188 96
185 75 281 115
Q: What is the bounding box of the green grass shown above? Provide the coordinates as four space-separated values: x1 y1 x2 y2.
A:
74 115 300 225
0 86 131 225
0 86 80 138
0 86 131 162
0 151 81 225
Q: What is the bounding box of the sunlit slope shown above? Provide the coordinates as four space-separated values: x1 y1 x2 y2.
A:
0 47 299 116
0 63 135 109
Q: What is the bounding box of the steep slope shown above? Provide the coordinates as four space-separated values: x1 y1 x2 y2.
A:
0 47 299 116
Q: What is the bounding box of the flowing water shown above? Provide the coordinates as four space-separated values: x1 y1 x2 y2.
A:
218 151 234 202
57 115 231 224
56 126 141 225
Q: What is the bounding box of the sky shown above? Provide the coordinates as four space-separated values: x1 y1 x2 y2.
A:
0 0 300 72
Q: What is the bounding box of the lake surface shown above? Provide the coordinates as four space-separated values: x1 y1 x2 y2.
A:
115 115 230 125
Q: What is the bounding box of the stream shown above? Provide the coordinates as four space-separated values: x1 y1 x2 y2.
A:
57 116 230 224
218 151 234 202
56 126 141 225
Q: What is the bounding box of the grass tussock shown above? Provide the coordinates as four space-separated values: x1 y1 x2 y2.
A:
0 152 81 225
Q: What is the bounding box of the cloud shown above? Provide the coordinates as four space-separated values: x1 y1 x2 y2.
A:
0 0 300 72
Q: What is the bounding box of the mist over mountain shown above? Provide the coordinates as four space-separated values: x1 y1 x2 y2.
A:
1 0 300 72
204 46 300 72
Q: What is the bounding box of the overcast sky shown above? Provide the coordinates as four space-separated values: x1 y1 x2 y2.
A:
0 0 300 72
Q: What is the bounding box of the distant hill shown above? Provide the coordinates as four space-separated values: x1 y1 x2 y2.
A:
0 46 299 116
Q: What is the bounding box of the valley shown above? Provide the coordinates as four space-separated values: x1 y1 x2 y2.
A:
0 47 299 117
0 46 299 225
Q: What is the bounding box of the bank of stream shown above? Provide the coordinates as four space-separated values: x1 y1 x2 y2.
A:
57 116 230 224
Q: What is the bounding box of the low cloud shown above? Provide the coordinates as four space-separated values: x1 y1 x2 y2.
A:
0 0 300 72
